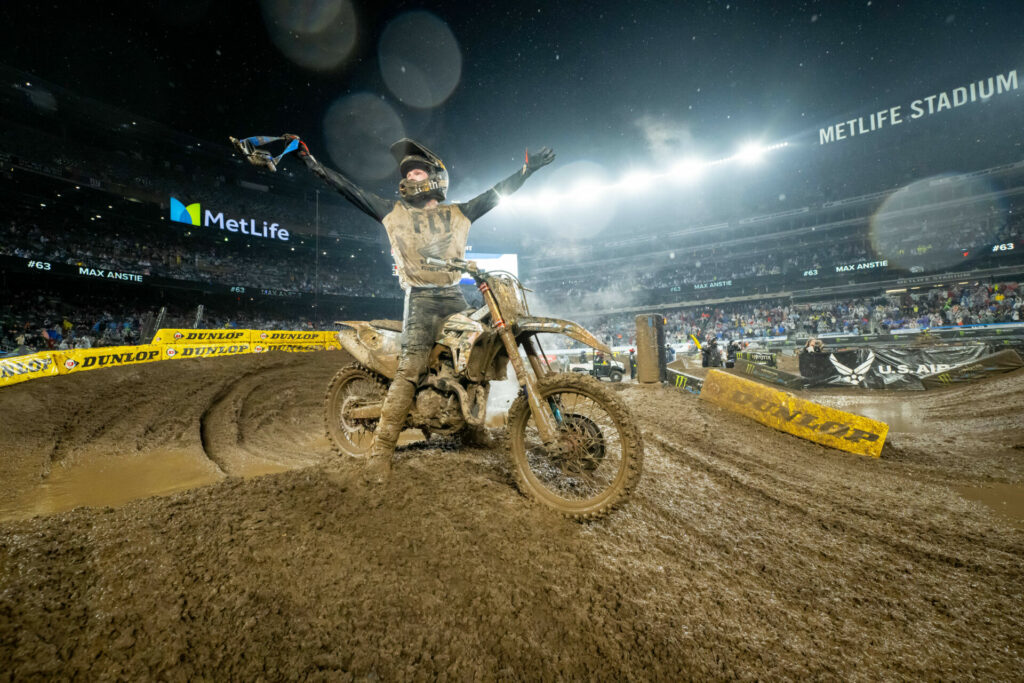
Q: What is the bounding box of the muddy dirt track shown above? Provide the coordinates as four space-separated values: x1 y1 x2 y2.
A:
1 350 1023 680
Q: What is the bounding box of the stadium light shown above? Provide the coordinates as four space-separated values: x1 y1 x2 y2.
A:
534 189 558 211
507 136 787 210
618 171 659 194
670 158 704 182
735 143 766 164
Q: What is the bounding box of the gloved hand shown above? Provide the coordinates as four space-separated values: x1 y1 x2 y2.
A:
524 146 555 172
282 133 311 157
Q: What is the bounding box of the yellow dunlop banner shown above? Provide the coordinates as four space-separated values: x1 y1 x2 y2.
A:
252 342 326 354
59 344 163 374
161 342 252 360
151 328 252 344
700 369 888 457
0 351 61 387
251 330 327 344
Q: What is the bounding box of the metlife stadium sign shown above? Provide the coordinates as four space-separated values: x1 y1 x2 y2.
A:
169 197 290 242
819 68 1018 146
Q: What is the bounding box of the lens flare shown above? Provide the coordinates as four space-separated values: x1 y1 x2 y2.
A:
379 11 462 108
323 93 405 181
260 0 357 71
869 174 1007 272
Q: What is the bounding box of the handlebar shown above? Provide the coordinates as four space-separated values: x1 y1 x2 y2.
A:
424 256 479 274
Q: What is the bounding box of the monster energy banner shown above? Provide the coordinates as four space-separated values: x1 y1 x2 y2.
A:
736 351 777 367
734 358 807 389
666 367 704 394
799 344 990 390
920 349 1023 388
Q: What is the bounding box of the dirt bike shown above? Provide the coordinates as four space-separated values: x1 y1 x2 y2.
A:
324 257 643 519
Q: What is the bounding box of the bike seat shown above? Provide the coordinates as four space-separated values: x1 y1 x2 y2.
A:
370 319 403 333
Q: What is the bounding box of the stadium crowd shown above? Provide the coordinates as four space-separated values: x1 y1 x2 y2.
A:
581 281 1023 348
1 201 400 299
0 288 342 357
544 209 1022 303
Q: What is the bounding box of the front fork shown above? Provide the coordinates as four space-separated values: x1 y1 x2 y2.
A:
478 282 561 443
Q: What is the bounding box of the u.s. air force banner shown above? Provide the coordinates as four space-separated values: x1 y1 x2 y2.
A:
799 344 990 390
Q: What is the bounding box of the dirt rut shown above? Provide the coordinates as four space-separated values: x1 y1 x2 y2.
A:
1 352 1022 680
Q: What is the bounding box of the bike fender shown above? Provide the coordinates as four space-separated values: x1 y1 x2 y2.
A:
334 322 399 379
515 316 612 354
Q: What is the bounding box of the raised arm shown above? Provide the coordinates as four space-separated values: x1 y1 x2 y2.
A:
459 147 555 223
284 135 394 222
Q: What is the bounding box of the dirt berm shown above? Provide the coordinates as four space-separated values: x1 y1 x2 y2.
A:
1 350 1023 680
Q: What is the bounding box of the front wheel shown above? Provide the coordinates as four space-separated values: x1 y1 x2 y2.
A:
506 373 643 520
324 363 387 457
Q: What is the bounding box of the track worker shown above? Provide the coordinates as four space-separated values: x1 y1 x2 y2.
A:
288 136 555 481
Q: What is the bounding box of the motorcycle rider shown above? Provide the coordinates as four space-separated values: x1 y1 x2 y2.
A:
287 135 555 481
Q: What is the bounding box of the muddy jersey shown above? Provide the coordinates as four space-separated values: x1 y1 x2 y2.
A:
381 202 471 287
303 155 536 288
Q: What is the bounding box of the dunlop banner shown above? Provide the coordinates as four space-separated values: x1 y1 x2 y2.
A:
700 370 888 457
161 342 252 360
251 330 329 344
921 349 1023 388
252 342 326 354
151 328 252 344
0 351 61 388
59 344 163 374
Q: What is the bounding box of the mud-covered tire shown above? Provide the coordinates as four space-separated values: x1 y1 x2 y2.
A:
506 372 643 520
609 371 623 383
323 363 387 457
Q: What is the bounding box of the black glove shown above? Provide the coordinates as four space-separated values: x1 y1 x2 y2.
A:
524 146 555 173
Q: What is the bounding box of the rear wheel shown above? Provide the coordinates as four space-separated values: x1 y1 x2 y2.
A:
506 373 643 520
323 364 387 457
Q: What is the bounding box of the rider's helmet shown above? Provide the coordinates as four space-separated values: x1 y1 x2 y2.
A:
390 138 448 203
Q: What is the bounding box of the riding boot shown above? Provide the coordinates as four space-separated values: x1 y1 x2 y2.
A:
460 423 495 449
366 377 416 483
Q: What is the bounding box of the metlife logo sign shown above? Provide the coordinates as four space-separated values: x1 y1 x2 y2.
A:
169 197 290 242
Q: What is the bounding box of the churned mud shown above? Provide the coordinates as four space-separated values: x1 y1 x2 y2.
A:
1 351 1023 680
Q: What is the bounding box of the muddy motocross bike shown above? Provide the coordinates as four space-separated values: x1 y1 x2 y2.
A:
324 257 643 519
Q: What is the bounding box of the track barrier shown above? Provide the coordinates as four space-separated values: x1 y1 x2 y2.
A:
733 357 808 389
700 370 888 457
635 314 666 384
0 351 62 387
735 350 777 367
61 344 163 374
920 349 1023 388
666 367 704 394
0 329 343 389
